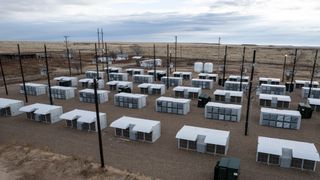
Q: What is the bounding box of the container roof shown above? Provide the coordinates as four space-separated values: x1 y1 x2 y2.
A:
20 83 47 87
156 96 191 103
258 136 320 161
225 81 249 85
50 86 76 90
173 86 201 93
219 157 240 169
206 102 242 109
198 73 218 76
19 103 62 115
229 75 250 79
295 80 319 85
308 98 320 105
133 74 153 78
106 81 132 86
138 83 164 89
173 71 192 75
261 107 301 116
175 125 230 146
0 98 23 108
260 84 286 88
60 109 105 123
115 92 147 98
192 78 213 82
53 76 77 81
259 94 291 102
259 77 281 82
79 88 109 94
110 116 160 133
214 89 243 97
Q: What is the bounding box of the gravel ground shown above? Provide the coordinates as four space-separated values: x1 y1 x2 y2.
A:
0 64 319 180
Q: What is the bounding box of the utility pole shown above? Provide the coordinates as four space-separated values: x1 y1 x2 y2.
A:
153 44 156 81
0 58 8 95
289 49 298 93
93 78 105 168
166 44 169 90
282 54 287 82
97 29 100 50
240 46 246 91
222 46 227 87
64 36 71 76
105 42 109 82
245 50 256 136
95 43 100 79
308 50 318 98
44 44 53 105
79 50 83 74
18 44 28 103
174 36 177 72
217 37 221 71
101 28 104 51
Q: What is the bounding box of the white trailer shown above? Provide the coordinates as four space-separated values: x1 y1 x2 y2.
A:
106 81 133 91
173 86 202 99
126 68 144 75
133 74 154 84
109 73 129 81
53 76 78 87
85 70 105 79
138 83 165 95
110 116 161 143
228 75 250 82
78 78 105 89
161 77 183 87
50 86 76 100
173 71 193 80
114 93 147 109
301 87 320 98
259 94 291 108
60 109 107 132
79 89 109 104
224 81 249 92
176 125 230 155
191 79 214 89
20 83 47 96
260 84 286 95
214 89 243 104
198 73 218 81
256 136 320 171
295 80 319 89
19 103 63 124
260 108 301 129
156 97 191 115
147 70 166 80
259 77 281 85
205 102 242 122
308 98 320 112
0 98 24 117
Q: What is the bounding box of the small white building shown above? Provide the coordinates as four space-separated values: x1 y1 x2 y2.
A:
176 125 230 155
259 94 291 108
161 77 183 87
104 67 122 73
109 73 129 81
260 84 286 95
114 93 147 109
138 83 165 95
50 86 76 100
173 71 193 80
256 136 320 171
205 102 242 122
147 70 166 80
85 70 105 79
19 103 63 124
301 87 320 98
224 81 248 92
60 109 107 132
110 116 161 143
133 74 154 84
214 89 243 104
156 97 191 115
106 81 133 91
20 83 47 96
79 89 109 104
53 76 78 87
0 98 24 117
259 77 281 85
140 59 162 68
192 79 214 89
308 98 320 112
173 86 202 99
125 68 144 75
78 78 105 89
260 108 301 129
198 73 218 81
295 80 319 89
228 75 250 82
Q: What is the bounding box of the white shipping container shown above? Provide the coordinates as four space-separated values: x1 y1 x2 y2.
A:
192 79 214 89
0 98 24 117
259 108 301 129
20 83 47 96
19 103 63 124
133 75 154 84
50 86 76 100
156 96 191 115
138 83 165 95
114 93 147 109
79 78 105 89
107 81 133 91
205 102 242 122
173 86 202 99
109 73 129 81
161 77 183 87
53 76 78 87
79 89 109 104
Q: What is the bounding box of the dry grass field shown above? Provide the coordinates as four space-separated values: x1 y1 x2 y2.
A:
0 41 319 180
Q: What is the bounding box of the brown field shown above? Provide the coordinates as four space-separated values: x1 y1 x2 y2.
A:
0 41 319 180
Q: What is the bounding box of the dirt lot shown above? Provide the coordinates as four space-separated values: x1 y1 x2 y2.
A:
0 145 152 180
0 41 320 180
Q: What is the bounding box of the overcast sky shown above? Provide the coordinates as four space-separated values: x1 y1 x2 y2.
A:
1 0 320 45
